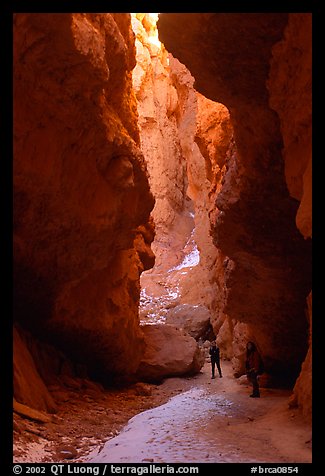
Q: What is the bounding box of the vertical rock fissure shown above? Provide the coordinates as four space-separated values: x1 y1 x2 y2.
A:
131 14 223 340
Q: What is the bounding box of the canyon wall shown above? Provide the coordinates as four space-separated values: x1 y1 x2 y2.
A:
132 14 233 338
268 14 312 419
168 61 230 312
13 12 312 420
158 13 312 414
13 13 155 395
132 14 251 368
131 14 194 273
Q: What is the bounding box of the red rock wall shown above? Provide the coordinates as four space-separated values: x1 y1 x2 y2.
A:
14 13 154 385
192 93 234 350
289 291 312 420
158 14 312 397
268 14 312 419
268 14 312 240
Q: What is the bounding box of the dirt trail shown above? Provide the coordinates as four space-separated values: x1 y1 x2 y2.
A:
13 362 312 464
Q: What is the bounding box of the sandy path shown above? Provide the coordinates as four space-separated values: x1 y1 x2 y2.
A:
88 362 312 463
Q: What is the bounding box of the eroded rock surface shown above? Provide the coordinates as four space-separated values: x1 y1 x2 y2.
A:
132 14 233 345
13 12 312 423
158 13 312 414
136 324 205 382
13 326 57 414
14 13 154 385
165 304 212 341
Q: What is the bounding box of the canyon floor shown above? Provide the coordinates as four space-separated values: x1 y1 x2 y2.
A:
13 361 312 464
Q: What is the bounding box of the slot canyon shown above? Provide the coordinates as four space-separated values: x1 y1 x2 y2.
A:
13 13 312 464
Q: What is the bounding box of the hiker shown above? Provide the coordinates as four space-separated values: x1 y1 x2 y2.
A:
245 341 264 398
209 341 222 379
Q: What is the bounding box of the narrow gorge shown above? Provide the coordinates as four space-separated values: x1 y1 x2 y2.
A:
13 13 312 464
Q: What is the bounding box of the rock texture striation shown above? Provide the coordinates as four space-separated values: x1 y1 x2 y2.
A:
165 304 212 341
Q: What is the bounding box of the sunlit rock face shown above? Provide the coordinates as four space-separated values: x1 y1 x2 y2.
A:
133 15 256 373
13 13 154 385
132 15 233 337
158 13 312 402
131 14 193 274
131 14 196 327
188 93 238 356
168 63 231 315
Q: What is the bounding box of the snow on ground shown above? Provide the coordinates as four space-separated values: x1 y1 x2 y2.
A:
14 364 312 464
168 232 200 273
169 244 200 271
88 362 312 464
139 229 200 325
88 388 234 463
139 286 180 324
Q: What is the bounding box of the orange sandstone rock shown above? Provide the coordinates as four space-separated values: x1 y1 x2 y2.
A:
13 13 154 382
158 13 312 407
136 324 205 382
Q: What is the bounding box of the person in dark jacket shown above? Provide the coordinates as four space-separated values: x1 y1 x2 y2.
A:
209 341 222 379
245 341 264 398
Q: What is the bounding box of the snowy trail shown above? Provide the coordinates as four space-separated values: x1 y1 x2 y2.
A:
88 388 238 463
87 363 312 464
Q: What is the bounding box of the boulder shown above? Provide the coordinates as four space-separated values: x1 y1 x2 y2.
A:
165 304 211 340
137 324 205 382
